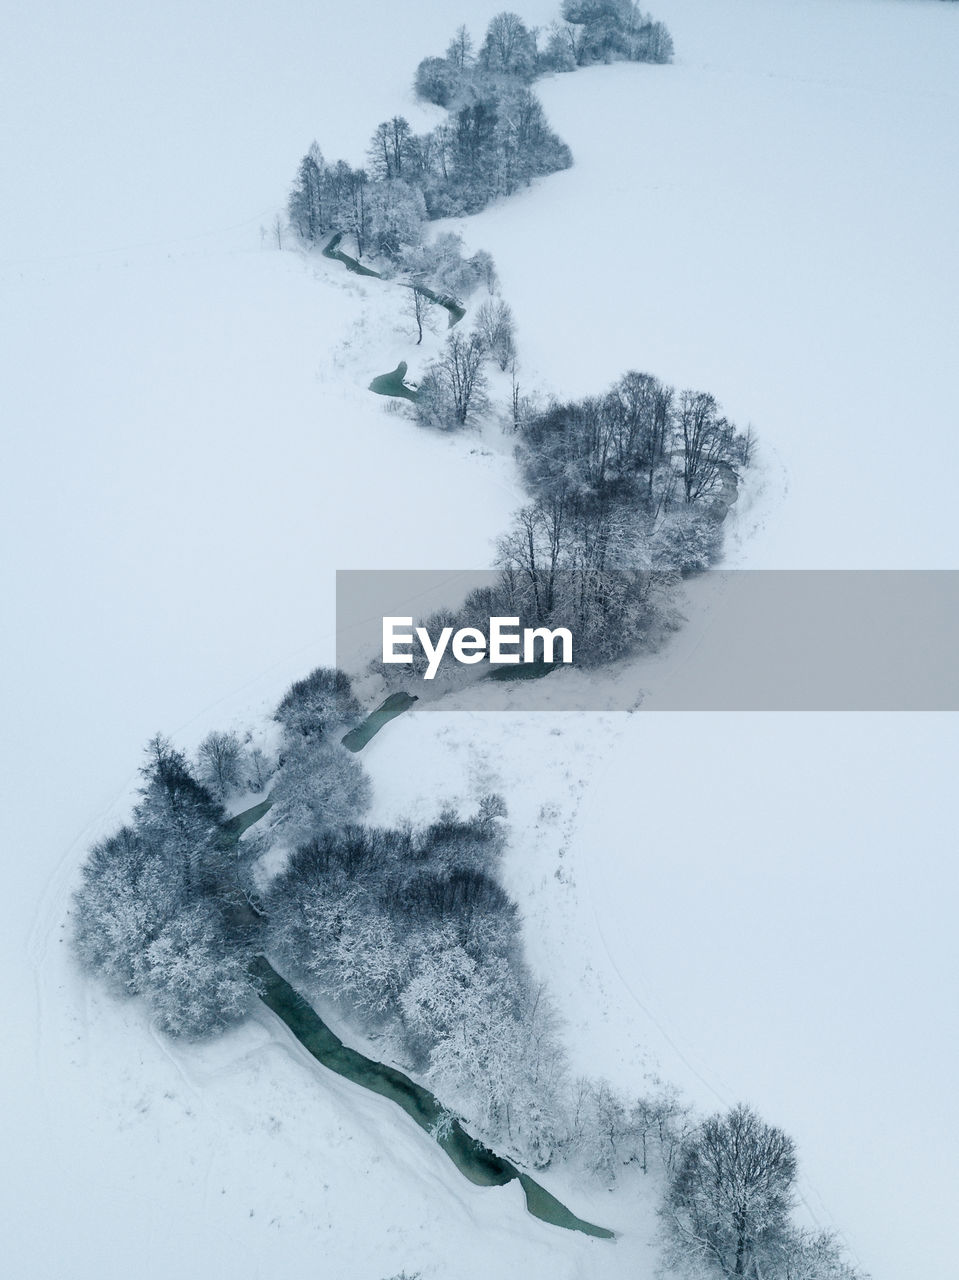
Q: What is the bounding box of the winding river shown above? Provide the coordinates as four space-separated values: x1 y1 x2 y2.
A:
292 230 742 1238
224 717 614 1240
321 232 465 331
251 955 614 1239
341 691 419 749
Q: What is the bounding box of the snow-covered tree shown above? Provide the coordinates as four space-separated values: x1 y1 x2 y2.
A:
558 2 673 66
134 734 225 894
142 901 255 1037
287 142 327 244
244 743 276 794
274 666 362 742
650 505 723 573
268 741 372 847
572 1079 634 1176
445 25 474 72
400 932 565 1161
478 12 539 81
367 180 426 261
367 116 414 181
403 284 432 345
72 796 256 1038
72 826 186 993
398 232 486 300
418 331 488 428
196 729 244 801
663 1104 798 1279
677 388 735 504
414 55 459 107
476 298 516 369
772 1229 868 1280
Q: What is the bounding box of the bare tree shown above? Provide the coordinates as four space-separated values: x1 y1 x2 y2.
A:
196 730 244 801
510 356 522 429
663 1103 797 1279
656 1091 697 1174
479 12 538 79
287 142 326 245
472 248 499 294
245 745 275 793
736 424 757 469
332 162 371 258
603 370 673 502
496 496 566 622
555 18 590 67
404 284 430 344
772 1229 868 1280
476 298 516 370
433 331 489 425
445 24 474 71
678 389 734 504
368 116 413 181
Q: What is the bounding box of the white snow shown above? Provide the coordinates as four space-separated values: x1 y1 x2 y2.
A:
369 2 959 1275
4 0 957 1277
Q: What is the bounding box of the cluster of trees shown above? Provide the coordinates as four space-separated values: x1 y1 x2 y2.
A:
289 6 673 268
264 797 570 1164
289 73 570 262
195 728 274 800
266 767 870 1280
73 672 667 1167
72 735 261 1036
384 370 750 679
288 133 504 315
288 89 569 246
288 141 423 260
544 1 674 69
569 1077 695 1178
71 674 865 1280
517 373 749 523
416 6 673 109
409 293 516 427
416 330 493 428
662 1104 866 1280
507 372 752 580
402 232 497 302
266 666 372 848
70 668 370 1037
374 561 676 690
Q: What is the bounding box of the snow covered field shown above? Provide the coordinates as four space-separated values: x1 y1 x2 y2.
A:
397 3 959 1274
3 1 957 1277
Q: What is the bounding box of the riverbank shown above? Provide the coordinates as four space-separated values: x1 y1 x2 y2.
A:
253 956 615 1239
